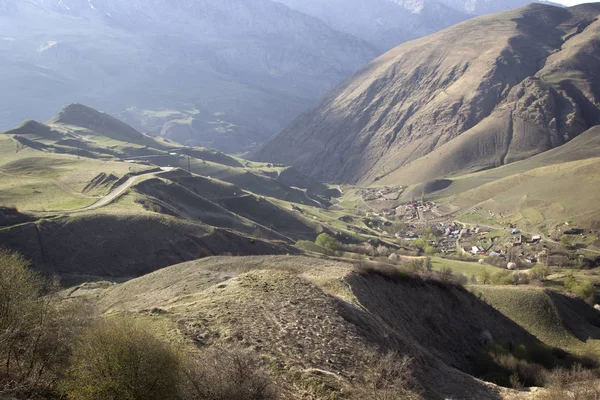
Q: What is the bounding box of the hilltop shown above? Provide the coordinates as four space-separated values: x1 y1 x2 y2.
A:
255 3 600 185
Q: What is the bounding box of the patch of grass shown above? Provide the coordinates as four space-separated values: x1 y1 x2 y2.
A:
431 257 498 282
472 286 600 355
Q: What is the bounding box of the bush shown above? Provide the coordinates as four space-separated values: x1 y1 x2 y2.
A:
438 266 454 284
181 346 278 400
353 351 421 400
0 249 85 396
315 233 339 253
405 258 432 275
296 240 331 255
564 276 596 304
513 272 530 286
540 365 600 400
479 269 492 285
61 318 182 400
454 273 469 286
572 281 596 304
376 245 391 257
530 265 550 281
492 271 514 286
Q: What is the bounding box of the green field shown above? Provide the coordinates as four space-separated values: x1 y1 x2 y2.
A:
431 257 499 280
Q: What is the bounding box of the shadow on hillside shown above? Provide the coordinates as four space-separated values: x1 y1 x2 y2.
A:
546 290 600 342
337 269 598 398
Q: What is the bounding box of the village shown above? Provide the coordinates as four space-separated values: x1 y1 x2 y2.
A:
354 197 562 270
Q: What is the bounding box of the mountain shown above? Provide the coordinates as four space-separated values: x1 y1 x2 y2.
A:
254 3 600 184
0 0 376 153
275 0 562 52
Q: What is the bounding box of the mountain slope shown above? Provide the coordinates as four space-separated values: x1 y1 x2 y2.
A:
254 4 600 185
0 0 376 152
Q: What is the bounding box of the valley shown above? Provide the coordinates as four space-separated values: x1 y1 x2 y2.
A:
2 2 600 399
2 101 600 398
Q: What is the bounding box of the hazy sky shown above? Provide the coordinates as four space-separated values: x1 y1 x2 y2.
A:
554 0 592 5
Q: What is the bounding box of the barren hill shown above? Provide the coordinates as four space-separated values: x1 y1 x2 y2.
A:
254 3 600 185
82 255 541 399
71 254 600 398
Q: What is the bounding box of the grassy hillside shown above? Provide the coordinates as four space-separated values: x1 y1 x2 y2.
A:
473 285 600 355
450 157 600 231
0 105 354 280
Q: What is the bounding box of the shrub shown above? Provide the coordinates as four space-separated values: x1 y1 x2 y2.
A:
315 233 339 253
564 276 597 304
376 245 391 257
513 272 530 286
530 265 550 281
572 281 596 304
540 365 600 400
181 346 278 400
454 273 469 286
353 351 421 400
405 258 432 275
296 240 331 255
479 269 492 285
438 266 454 284
0 249 85 396
492 271 514 286
61 318 182 400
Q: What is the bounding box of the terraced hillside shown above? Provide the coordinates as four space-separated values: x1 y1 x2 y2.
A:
255 3 600 185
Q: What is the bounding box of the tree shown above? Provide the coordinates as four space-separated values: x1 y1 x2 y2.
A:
61 318 181 400
315 233 339 253
479 269 492 285
0 249 82 395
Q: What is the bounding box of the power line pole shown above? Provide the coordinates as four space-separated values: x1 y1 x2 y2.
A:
187 155 191 173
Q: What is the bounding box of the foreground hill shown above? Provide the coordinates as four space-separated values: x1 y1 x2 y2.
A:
72 255 600 399
255 3 600 184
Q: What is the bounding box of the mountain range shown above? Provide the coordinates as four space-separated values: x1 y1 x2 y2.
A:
255 3 600 185
1 0 558 153
0 0 376 152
